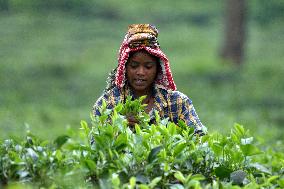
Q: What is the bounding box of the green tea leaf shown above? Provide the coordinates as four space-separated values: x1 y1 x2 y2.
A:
178 120 188 130
84 159 96 170
148 145 162 163
249 163 271 175
80 120 90 136
54 135 70 148
156 126 169 139
173 142 187 156
55 149 63 161
139 184 149 189
212 142 223 156
114 103 123 113
168 122 177 136
189 174 205 181
267 175 280 183
111 173 120 187
215 166 232 179
135 124 142 134
114 133 128 152
148 176 162 188
129 176 136 188
233 123 245 137
240 144 262 156
174 171 186 183
278 177 284 188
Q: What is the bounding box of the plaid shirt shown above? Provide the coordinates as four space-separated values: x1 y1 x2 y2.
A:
93 85 206 134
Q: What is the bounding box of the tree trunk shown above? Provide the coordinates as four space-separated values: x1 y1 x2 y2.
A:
221 0 247 65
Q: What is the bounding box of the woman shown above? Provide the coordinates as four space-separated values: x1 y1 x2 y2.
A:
93 24 206 135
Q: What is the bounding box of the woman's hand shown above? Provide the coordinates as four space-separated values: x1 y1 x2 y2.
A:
126 114 139 128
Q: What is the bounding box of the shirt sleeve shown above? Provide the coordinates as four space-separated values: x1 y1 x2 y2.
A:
92 92 115 117
92 95 105 117
179 96 207 135
92 87 121 117
92 97 101 117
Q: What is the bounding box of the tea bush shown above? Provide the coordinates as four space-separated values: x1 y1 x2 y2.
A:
1 98 283 188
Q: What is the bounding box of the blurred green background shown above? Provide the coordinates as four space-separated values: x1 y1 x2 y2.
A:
0 0 283 141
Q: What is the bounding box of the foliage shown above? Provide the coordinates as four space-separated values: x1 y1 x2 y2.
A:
2 0 284 24
250 0 284 24
0 1 283 188
1 99 283 188
0 6 284 140
117 95 150 126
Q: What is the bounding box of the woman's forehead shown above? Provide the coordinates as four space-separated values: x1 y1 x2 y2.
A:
130 50 158 61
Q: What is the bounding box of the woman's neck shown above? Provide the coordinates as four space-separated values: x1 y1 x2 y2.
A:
134 86 154 98
134 91 150 98
125 83 152 98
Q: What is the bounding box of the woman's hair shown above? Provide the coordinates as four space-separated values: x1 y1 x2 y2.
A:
104 50 161 93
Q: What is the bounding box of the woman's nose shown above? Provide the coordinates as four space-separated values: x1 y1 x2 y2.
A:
136 66 145 75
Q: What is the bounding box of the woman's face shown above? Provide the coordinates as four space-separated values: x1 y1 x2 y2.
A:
126 50 158 96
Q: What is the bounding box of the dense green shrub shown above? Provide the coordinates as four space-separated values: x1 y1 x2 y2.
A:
250 0 284 24
1 98 283 188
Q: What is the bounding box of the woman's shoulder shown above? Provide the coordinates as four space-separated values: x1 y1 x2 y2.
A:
104 86 122 97
94 86 122 105
156 87 190 101
171 90 189 99
155 86 192 105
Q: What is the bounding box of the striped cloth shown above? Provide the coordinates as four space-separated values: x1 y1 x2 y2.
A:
93 84 206 135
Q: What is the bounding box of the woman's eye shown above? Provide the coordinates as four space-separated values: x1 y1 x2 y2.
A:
130 62 139 68
130 64 138 68
145 63 155 69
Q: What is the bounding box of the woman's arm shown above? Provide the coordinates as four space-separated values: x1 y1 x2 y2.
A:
179 95 207 135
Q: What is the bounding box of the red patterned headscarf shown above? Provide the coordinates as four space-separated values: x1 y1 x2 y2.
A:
115 24 177 91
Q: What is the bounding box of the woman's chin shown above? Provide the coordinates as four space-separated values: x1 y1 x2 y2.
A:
131 86 150 94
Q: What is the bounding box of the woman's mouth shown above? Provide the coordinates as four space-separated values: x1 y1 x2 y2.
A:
134 79 146 86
